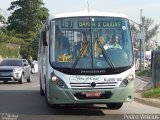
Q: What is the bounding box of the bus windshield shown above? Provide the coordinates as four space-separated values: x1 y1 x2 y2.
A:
50 17 133 69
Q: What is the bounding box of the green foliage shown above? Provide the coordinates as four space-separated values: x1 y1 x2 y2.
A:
7 0 49 59
0 31 25 58
0 43 20 58
132 16 160 50
19 43 30 59
30 37 39 60
0 32 23 44
0 14 6 34
143 87 160 98
157 46 160 50
136 69 152 77
142 17 160 42
7 0 49 35
0 14 5 23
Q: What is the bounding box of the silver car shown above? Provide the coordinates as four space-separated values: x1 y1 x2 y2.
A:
0 58 31 84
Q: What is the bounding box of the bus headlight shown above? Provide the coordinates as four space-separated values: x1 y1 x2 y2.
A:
51 74 68 88
51 76 58 81
119 74 134 87
127 74 134 80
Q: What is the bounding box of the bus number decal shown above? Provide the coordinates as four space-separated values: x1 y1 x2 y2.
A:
116 78 123 81
58 55 72 62
104 78 122 82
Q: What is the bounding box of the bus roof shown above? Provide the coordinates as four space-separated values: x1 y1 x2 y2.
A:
51 10 129 19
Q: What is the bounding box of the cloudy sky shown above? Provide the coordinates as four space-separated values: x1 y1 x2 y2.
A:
1 0 160 43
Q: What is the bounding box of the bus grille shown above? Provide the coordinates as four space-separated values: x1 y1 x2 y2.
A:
70 82 117 89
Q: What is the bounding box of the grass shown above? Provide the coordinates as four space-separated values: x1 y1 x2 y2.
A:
136 69 152 77
0 43 20 58
142 87 160 98
136 69 160 99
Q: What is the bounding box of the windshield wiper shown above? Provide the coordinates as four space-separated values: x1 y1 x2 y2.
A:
72 41 89 68
72 17 94 69
97 40 115 69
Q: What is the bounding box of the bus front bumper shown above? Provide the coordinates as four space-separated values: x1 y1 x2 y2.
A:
48 80 134 105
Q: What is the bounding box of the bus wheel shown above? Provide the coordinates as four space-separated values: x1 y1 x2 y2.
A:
45 85 52 108
40 85 45 96
40 79 45 96
106 103 123 109
44 84 59 108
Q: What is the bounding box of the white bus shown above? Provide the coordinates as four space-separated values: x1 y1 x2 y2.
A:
38 11 135 109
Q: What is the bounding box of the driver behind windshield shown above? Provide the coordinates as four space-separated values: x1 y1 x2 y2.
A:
103 33 122 50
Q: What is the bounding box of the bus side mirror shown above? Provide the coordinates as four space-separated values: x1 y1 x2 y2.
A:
43 30 48 46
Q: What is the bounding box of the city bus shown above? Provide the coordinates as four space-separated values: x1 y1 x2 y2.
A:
38 10 135 109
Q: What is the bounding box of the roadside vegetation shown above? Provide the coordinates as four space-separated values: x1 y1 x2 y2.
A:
0 29 23 58
136 69 160 99
142 87 160 98
0 0 49 60
136 69 152 77
0 43 20 58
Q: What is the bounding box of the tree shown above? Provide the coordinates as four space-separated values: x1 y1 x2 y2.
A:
132 16 160 50
0 14 5 23
7 0 49 59
157 46 160 50
0 14 6 34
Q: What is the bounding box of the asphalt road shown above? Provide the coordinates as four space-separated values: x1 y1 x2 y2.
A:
0 74 160 120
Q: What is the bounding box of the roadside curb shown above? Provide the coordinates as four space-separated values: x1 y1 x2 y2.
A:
134 96 160 108
135 76 160 108
136 76 150 82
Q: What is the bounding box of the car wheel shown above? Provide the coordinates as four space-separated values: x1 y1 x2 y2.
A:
106 103 123 109
27 75 31 83
19 74 24 84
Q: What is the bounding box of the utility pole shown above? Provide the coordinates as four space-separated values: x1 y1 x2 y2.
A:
156 31 159 48
87 1 90 13
140 9 145 70
139 9 143 71
142 10 146 70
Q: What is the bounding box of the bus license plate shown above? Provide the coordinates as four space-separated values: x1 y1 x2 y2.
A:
85 92 101 97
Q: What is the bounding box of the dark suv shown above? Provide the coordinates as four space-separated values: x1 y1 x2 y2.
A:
0 58 31 84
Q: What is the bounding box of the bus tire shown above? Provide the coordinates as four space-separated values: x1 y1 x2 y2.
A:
45 84 52 107
39 74 45 96
40 86 45 96
44 83 59 108
106 103 123 109
40 79 45 96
